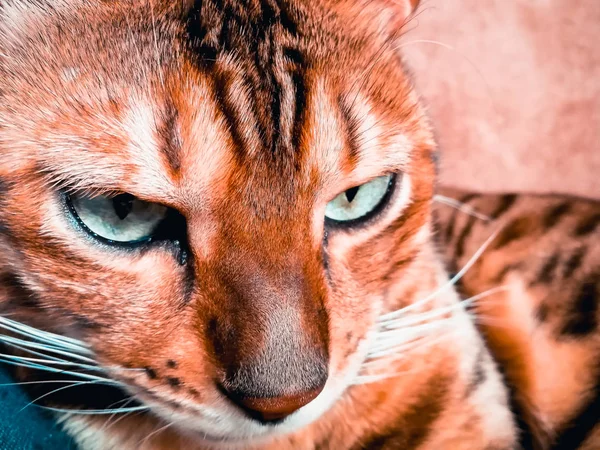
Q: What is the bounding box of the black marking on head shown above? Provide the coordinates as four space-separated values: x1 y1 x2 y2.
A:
560 274 598 337
574 213 600 237
145 367 158 380
563 247 586 279
186 0 305 161
533 252 560 285
338 95 362 164
291 69 307 154
542 202 571 229
551 369 600 450
490 194 517 219
211 67 249 161
167 377 181 389
166 360 178 369
157 101 182 175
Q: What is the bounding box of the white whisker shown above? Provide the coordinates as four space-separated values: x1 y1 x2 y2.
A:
0 315 90 352
380 225 503 322
139 421 175 447
0 357 117 384
19 380 112 413
0 334 95 363
39 405 150 416
433 194 491 222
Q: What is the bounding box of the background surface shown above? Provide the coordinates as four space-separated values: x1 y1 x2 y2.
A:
401 0 600 199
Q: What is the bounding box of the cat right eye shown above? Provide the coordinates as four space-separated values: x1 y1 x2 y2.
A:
66 192 170 245
324 174 396 226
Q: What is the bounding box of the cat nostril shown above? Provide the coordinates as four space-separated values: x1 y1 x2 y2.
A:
223 385 324 423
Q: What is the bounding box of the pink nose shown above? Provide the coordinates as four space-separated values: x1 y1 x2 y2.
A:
226 386 324 423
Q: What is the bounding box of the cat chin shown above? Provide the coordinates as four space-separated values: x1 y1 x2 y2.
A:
149 378 344 443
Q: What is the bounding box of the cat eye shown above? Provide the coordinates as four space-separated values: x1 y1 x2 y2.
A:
66 193 169 244
325 174 395 225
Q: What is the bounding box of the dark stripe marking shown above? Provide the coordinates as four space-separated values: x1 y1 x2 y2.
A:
212 68 249 161
560 274 598 337
493 217 535 250
574 213 600 237
490 194 517 219
552 370 600 450
454 215 478 260
353 376 449 449
156 102 182 175
542 202 571 229
563 247 586 279
338 95 362 165
533 252 560 285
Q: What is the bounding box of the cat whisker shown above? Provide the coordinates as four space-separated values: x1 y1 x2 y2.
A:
378 284 510 330
0 315 91 353
0 357 118 384
366 321 455 359
433 195 491 222
139 421 176 448
365 286 510 364
472 315 516 330
98 397 142 436
355 329 463 385
380 224 503 323
39 404 151 416
0 333 96 362
19 379 116 413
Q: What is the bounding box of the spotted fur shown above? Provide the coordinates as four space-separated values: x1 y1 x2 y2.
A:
435 188 600 450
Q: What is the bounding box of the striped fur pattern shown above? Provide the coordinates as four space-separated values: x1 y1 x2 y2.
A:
0 0 594 449
435 188 600 450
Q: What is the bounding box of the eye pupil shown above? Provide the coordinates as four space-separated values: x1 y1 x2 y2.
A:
345 186 360 203
112 194 135 220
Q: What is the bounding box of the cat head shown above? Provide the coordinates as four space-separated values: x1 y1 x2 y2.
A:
0 0 436 443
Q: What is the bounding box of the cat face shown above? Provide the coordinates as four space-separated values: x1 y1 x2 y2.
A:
0 0 435 443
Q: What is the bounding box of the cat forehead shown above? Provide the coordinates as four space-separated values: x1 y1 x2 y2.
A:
0 0 423 191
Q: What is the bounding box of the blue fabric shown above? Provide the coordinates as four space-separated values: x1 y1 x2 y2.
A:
0 367 75 449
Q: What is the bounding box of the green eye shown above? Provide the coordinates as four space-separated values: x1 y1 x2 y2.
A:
66 193 168 244
325 174 394 224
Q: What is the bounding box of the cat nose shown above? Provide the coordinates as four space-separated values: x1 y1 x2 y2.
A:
223 385 325 423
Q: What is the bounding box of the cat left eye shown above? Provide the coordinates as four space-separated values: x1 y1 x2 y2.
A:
66 193 169 244
325 174 395 225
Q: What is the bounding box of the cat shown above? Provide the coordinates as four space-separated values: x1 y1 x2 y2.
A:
0 0 597 449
